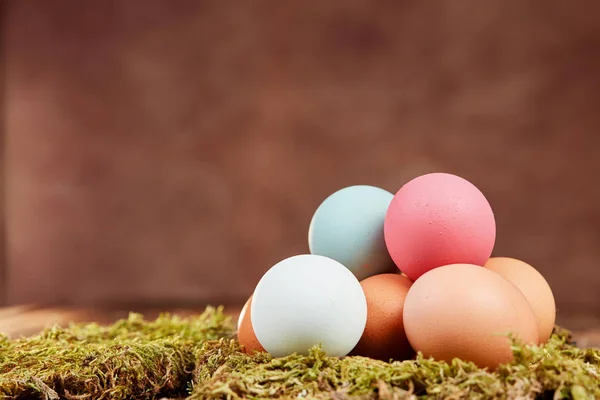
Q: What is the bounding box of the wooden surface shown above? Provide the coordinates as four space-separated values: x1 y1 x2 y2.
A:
0 305 243 338
0 306 598 349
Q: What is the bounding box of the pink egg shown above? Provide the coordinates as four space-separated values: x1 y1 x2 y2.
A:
384 173 496 281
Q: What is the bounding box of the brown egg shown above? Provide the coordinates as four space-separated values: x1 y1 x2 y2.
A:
237 295 266 354
351 274 415 361
403 264 539 370
485 257 556 344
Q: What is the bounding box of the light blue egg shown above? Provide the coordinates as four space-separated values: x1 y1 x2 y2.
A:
308 185 398 280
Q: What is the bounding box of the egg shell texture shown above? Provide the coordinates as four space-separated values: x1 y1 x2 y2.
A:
237 295 266 354
309 185 396 281
403 263 539 370
351 273 415 361
251 254 367 357
485 257 556 344
384 173 496 281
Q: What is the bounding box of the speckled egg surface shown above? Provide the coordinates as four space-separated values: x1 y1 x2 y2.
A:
384 173 496 280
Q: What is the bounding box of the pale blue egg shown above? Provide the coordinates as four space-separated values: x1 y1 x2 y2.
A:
308 185 398 280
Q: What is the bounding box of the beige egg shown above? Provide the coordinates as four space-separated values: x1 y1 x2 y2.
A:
485 257 556 344
351 274 415 361
403 264 539 370
237 295 266 354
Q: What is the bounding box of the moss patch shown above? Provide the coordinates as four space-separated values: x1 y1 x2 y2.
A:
0 308 598 400
0 307 234 400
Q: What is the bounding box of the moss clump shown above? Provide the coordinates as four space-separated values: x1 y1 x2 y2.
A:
0 307 234 400
189 328 600 399
0 308 598 400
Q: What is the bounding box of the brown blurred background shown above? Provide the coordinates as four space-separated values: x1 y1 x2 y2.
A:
2 1 599 329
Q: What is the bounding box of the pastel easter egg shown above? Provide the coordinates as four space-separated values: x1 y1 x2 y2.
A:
309 185 396 280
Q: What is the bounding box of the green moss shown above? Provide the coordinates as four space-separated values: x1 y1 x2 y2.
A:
0 308 598 400
0 307 234 400
189 328 600 400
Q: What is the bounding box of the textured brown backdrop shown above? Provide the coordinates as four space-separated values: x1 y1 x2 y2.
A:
3 1 600 326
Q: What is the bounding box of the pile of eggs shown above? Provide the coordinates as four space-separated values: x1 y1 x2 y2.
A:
237 172 556 369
